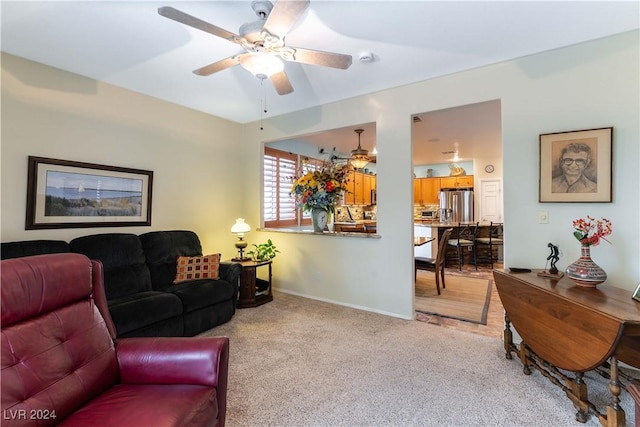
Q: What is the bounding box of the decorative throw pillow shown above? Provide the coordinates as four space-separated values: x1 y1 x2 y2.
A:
174 253 220 284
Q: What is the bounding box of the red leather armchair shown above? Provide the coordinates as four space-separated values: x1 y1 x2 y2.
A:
1 253 229 427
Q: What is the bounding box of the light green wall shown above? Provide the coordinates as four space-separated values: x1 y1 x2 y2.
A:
244 30 639 319
1 53 245 254
2 31 638 321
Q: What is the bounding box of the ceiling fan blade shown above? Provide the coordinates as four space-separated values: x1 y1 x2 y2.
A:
193 56 240 76
287 47 352 70
158 6 240 43
270 71 294 95
263 0 310 38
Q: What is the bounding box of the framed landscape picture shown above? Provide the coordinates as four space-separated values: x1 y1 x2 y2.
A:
539 127 612 203
26 156 153 229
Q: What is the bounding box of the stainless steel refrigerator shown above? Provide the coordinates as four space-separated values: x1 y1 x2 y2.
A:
439 189 474 223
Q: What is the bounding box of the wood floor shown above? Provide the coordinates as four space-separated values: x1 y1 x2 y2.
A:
415 262 504 338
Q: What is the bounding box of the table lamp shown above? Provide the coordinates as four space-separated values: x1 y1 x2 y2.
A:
231 218 251 261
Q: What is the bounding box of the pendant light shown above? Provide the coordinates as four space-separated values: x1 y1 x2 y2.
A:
350 128 369 169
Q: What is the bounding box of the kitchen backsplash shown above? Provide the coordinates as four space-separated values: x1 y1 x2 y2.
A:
334 204 440 221
335 205 376 222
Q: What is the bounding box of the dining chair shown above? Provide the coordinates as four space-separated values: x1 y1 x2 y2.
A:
475 221 504 269
447 222 479 271
415 228 453 295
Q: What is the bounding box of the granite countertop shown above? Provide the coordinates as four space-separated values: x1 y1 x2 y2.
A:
259 227 381 239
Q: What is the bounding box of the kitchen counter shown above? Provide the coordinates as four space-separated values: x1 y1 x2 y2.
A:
334 220 376 233
414 220 492 227
414 222 502 267
334 220 376 225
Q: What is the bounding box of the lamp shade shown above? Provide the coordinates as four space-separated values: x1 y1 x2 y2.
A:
239 53 284 79
350 156 369 169
231 218 251 235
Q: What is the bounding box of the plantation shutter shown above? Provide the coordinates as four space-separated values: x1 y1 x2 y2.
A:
264 148 297 228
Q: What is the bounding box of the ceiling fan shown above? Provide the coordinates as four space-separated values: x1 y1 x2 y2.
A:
158 0 353 95
329 128 374 169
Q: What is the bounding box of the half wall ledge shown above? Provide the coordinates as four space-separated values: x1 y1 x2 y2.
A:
257 228 381 239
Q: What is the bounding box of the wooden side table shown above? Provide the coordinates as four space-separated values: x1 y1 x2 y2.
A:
234 260 273 308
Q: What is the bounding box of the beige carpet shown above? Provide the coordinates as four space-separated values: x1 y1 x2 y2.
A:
203 291 635 426
415 271 492 324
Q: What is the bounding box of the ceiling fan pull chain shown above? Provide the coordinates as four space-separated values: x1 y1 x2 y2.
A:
263 77 268 114
260 77 266 130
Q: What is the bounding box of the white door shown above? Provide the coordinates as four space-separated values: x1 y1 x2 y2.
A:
479 179 503 223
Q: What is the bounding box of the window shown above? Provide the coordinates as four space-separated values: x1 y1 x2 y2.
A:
264 148 296 228
263 148 324 228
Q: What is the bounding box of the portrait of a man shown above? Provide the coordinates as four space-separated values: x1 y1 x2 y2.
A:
551 140 597 193
539 127 612 203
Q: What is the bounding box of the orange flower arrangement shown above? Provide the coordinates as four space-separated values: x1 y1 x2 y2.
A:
572 216 612 246
290 161 351 213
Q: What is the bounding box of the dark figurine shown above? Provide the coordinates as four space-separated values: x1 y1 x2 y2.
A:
547 243 560 274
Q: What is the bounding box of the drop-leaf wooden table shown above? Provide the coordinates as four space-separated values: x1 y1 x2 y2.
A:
493 269 640 426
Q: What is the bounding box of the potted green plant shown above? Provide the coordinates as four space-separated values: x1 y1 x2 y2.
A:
247 239 280 262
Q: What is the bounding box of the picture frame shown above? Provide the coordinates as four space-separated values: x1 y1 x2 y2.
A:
633 282 640 303
26 156 153 229
539 127 612 203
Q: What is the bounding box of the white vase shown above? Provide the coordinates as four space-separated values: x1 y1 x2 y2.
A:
311 208 328 232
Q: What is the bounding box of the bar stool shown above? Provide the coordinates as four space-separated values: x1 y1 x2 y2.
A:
446 222 478 271
475 222 503 269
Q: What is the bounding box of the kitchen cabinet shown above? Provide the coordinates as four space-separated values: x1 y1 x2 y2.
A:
458 176 474 187
413 177 441 204
362 173 376 205
344 171 376 205
354 172 365 204
440 175 474 188
344 170 356 204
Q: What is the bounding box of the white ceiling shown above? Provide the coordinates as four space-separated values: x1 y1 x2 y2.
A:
2 1 638 164
267 98 501 165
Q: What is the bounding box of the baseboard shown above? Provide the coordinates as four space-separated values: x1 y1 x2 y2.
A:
272 287 414 321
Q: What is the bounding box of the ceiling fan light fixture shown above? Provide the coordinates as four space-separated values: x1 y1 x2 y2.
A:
239 52 284 79
350 128 370 169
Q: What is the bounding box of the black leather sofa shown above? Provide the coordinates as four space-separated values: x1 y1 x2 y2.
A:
1 230 241 338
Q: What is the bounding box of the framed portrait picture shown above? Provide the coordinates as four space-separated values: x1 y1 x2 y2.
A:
26 156 153 229
539 127 612 203
633 283 640 303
